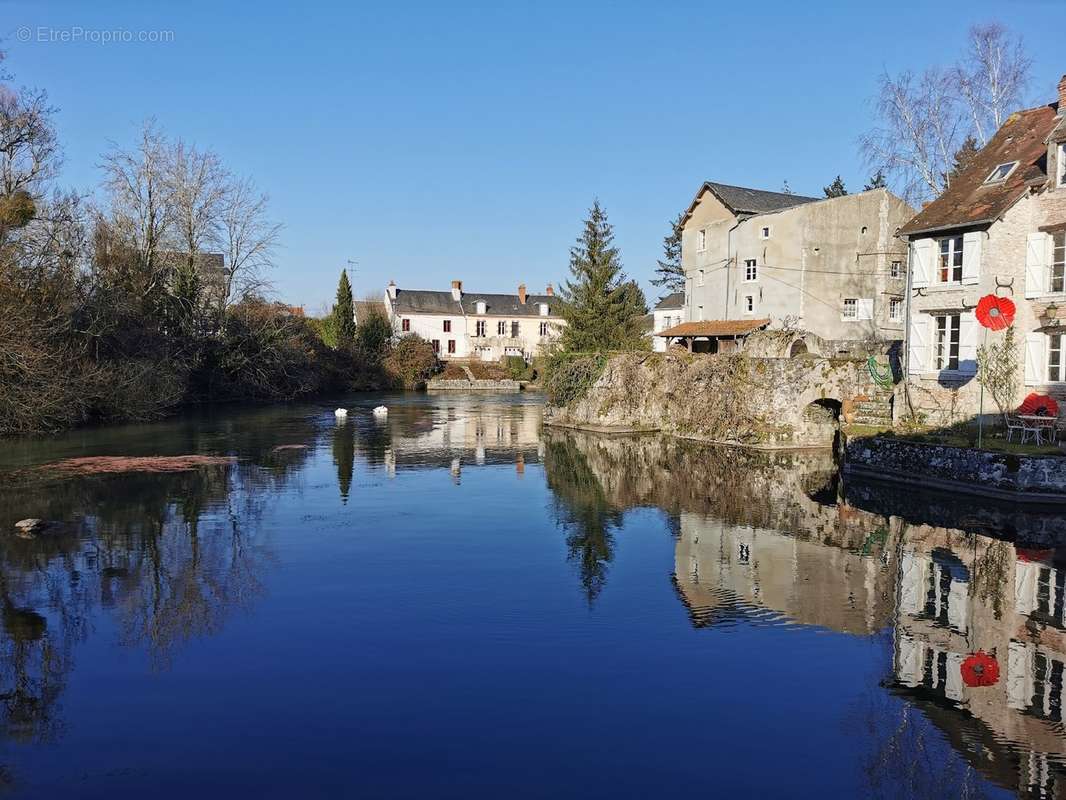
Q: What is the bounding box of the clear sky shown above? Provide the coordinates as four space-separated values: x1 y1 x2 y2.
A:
2 0 1063 312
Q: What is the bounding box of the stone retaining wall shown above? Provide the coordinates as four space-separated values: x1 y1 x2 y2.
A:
845 435 1066 500
426 378 520 392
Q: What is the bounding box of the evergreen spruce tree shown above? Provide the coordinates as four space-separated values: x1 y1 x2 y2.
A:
947 135 979 185
559 201 647 352
651 212 685 292
863 169 888 190
333 269 356 346
823 175 848 197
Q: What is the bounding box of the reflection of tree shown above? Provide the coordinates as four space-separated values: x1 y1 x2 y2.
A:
332 421 355 502
543 436 622 604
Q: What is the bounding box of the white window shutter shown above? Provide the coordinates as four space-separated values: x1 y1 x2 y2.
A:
908 314 930 375
958 311 978 373
1026 233 1048 298
911 239 933 288
1024 332 1046 385
858 298 874 320
961 232 981 285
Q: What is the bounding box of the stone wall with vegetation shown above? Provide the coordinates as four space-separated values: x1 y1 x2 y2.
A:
846 435 1066 497
544 351 881 448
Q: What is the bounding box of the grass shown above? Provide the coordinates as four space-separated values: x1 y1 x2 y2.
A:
844 422 1063 457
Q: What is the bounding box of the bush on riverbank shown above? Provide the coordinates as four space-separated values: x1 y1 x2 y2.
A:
541 352 607 406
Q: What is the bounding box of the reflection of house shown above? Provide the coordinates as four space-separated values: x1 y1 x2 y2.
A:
674 181 913 351
900 77 1066 421
893 529 1066 797
383 280 564 361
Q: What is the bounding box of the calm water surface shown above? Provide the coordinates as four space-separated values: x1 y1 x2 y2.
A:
0 393 1064 798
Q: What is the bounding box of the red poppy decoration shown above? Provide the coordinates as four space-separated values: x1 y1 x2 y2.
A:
1019 392 1060 417
961 651 1000 688
1016 547 1055 563
975 294 1016 331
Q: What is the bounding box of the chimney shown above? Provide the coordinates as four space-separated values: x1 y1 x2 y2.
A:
386 280 397 300
1059 74 1066 114
451 279 462 301
518 283 527 304
545 283 553 297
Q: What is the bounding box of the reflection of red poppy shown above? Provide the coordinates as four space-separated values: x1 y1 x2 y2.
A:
975 294 1016 330
1019 393 1060 417
1016 547 1055 563
961 651 1000 687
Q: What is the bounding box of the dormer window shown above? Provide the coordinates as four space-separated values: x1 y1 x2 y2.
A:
539 303 548 316
476 300 486 315
984 161 1017 183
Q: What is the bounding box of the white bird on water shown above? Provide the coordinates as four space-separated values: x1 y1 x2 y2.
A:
373 406 388 418
334 408 348 418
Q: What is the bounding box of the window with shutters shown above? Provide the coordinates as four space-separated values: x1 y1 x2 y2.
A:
431 339 440 353
443 319 451 332
744 259 757 282
889 298 903 322
475 320 486 337
1049 334 1065 382
938 236 964 283
447 339 456 354
842 298 857 320
934 314 961 371
1052 232 1066 293
401 318 410 332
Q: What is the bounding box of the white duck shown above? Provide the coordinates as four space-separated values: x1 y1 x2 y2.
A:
372 405 388 418
334 408 348 418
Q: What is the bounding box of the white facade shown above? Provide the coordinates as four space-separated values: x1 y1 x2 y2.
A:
652 293 684 352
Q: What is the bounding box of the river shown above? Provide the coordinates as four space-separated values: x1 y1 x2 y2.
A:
0 392 1063 798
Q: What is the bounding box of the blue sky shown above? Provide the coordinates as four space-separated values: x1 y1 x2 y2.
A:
2 0 1063 312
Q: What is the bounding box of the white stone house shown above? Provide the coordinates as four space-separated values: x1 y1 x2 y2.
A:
669 181 914 353
651 292 684 352
899 76 1066 422
383 280 565 361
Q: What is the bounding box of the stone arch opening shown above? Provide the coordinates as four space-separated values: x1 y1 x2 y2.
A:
801 398 843 452
789 339 809 358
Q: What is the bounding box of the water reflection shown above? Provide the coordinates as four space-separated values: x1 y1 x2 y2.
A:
545 427 1066 798
3 397 1066 797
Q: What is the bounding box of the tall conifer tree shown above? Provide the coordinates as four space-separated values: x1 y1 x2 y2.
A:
651 212 685 292
334 269 356 345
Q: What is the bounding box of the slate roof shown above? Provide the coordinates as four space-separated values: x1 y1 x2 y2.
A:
654 291 684 310
390 289 563 318
681 181 820 226
899 104 1061 237
657 319 770 338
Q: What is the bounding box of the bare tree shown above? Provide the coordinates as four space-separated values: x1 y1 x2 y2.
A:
100 120 173 296
862 68 961 203
862 21 1032 203
166 139 226 269
218 175 281 310
956 23 1031 145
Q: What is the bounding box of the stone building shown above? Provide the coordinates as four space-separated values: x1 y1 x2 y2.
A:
383 280 564 361
899 76 1066 424
666 181 914 352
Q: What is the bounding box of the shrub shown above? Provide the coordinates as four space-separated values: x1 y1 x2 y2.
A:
504 355 534 381
382 334 440 389
355 306 393 363
541 352 607 406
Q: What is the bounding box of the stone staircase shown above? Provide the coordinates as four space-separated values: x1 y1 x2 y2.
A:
848 393 894 427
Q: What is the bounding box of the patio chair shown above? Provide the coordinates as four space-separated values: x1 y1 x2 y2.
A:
1004 414 1032 444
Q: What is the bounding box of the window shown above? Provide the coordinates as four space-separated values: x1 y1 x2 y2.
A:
443 319 451 332
934 314 961 371
744 295 754 314
698 269 705 287
985 161 1017 183
539 321 549 336
697 229 707 251
1059 143 1066 188
1052 231 1066 294
447 339 456 354
476 301 486 314
938 236 964 283
889 297 903 322
890 260 902 278
475 320 486 337
497 320 506 336
1050 334 1065 382
431 339 440 353
539 303 548 316
760 226 771 239
511 321 519 338
697 305 704 321
744 259 757 282
842 298 858 320
401 318 410 332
